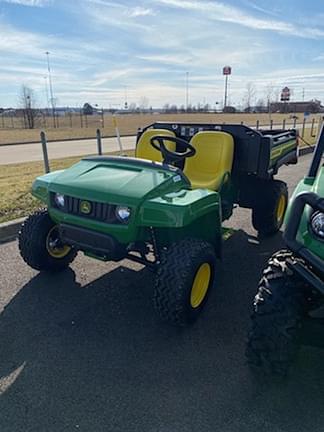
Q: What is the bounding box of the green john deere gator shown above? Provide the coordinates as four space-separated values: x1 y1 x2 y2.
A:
19 122 298 326
247 124 324 375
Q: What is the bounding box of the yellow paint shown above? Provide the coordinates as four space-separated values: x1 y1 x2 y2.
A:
183 131 234 191
190 263 211 308
136 129 176 162
276 194 287 223
46 226 71 259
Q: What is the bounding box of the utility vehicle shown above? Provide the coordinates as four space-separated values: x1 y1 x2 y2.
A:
246 124 324 375
19 122 298 325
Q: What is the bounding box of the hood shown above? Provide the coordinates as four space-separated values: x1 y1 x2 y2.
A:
40 157 187 206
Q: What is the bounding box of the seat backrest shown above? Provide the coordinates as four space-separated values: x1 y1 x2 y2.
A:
135 129 176 162
183 131 234 191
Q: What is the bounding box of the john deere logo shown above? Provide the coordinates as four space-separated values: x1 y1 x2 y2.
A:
80 200 91 214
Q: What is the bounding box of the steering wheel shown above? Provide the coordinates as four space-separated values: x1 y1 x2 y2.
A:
150 135 196 165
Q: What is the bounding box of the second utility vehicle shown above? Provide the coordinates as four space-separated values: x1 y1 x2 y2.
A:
19 122 298 325
247 124 324 375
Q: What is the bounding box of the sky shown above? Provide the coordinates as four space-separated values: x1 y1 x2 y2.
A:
1 0 324 109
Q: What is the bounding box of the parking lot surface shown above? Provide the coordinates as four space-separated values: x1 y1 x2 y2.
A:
0 154 323 432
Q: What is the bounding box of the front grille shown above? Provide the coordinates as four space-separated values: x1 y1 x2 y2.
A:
51 193 119 223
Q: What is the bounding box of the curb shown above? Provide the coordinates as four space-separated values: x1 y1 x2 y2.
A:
0 217 25 243
299 145 315 156
0 146 316 244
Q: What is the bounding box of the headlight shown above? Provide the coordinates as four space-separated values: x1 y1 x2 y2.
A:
310 211 324 239
54 193 65 208
115 206 131 223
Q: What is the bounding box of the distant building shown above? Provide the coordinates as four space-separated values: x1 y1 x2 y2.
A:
82 103 94 115
270 100 323 113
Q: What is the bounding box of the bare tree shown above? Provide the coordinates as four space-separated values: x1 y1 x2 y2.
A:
139 96 149 113
19 85 36 129
129 102 137 113
244 82 256 112
265 83 277 122
255 98 266 113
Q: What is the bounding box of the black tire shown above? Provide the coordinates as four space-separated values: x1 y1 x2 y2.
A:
153 238 217 326
252 180 288 236
246 250 306 376
19 209 77 272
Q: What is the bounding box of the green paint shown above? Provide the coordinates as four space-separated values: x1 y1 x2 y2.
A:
32 157 223 251
285 166 324 260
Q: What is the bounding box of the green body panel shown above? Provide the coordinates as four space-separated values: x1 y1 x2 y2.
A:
270 139 296 163
285 167 324 260
32 158 223 249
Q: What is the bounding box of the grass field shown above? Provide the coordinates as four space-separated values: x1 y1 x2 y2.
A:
0 151 134 224
0 112 321 145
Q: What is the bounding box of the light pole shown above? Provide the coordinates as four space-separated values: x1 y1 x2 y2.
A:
222 66 232 111
124 86 128 110
45 51 56 127
44 76 50 113
185 71 189 111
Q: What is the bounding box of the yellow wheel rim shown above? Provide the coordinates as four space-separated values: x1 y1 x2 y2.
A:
276 194 287 223
190 263 211 309
46 226 71 259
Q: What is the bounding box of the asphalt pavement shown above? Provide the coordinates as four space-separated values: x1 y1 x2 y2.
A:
0 122 313 165
0 136 136 165
0 154 323 432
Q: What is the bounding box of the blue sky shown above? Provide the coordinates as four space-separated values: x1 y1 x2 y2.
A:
1 0 324 108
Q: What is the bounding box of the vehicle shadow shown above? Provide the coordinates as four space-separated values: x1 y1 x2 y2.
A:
0 231 323 432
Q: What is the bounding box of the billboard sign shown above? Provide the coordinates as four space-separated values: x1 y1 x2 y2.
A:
281 86 290 102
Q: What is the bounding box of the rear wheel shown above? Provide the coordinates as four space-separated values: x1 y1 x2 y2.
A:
252 180 288 236
153 238 217 326
246 250 306 376
19 209 77 271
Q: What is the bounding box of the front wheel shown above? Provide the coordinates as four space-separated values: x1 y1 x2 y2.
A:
252 180 288 236
153 238 217 326
19 209 77 271
246 250 306 376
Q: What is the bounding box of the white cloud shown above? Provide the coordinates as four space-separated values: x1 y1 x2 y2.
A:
154 0 324 39
0 0 50 6
129 6 155 17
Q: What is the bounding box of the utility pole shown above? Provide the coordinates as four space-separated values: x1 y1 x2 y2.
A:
302 88 305 102
124 86 128 110
44 76 50 114
222 66 231 111
45 51 56 127
186 71 189 111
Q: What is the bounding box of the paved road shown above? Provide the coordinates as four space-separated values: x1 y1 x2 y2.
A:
0 154 323 432
0 136 136 165
0 122 315 165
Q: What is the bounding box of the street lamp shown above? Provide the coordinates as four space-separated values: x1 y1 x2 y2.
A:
185 71 189 111
45 51 56 127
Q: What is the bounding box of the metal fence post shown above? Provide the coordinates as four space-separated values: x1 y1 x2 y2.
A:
96 129 103 155
293 117 297 128
270 119 273 130
282 119 286 130
310 118 315 136
302 117 306 137
40 131 50 173
256 120 259 130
